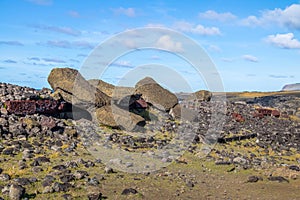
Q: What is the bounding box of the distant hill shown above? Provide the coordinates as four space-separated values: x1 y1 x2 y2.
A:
282 83 300 91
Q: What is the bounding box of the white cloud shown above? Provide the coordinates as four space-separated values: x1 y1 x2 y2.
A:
113 7 136 17
207 45 221 52
112 60 134 68
42 58 66 63
241 4 300 30
68 11 80 18
266 33 300 49
155 35 183 52
242 54 258 62
0 41 24 46
39 40 95 49
32 24 81 36
199 10 236 22
173 21 221 36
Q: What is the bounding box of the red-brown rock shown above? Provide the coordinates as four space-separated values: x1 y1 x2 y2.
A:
232 112 245 122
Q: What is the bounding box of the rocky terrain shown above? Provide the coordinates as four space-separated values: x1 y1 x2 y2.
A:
0 67 299 199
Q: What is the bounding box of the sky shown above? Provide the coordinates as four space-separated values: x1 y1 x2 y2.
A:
1 0 300 92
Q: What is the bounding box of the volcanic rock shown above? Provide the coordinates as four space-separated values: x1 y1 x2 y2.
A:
88 79 115 97
9 184 25 200
121 188 138 195
95 105 145 131
135 77 178 111
247 176 262 183
188 90 212 102
48 68 111 108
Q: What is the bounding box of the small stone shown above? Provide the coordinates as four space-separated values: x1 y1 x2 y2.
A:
233 157 248 165
247 176 262 183
62 194 72 200
88 177 99 186
125 162 133 168
84 160 95 168
121 188 138 195
42 175 55 187
186 180 194 188
215 160 231 165
34 156 50 164
2 148 14 155
288 165 300 171
60 174 74 183
1 185 10 195
42 186 53 194
9 184 25 200
52 164 67 171
31 167 43 173
88 192 102 200
268 176 289 183
65 161 78 168
13 177 31 185
104 167 113 174
0 173 11 181
53 182 72 192
74 170 89 180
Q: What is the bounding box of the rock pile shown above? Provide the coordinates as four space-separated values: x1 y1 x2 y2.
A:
0 68 300 199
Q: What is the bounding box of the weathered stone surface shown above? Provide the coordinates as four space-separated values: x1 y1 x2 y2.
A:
247 176 263 183
95 105 145 131
9 184 25 200
188 90 212 102
48 68 111 108
5 99 66 115
135 77 178 111
169 104 198 122
121 188 138 195
267 176 289 183
232 112 245 122
135 77 156 88
88 79 115 97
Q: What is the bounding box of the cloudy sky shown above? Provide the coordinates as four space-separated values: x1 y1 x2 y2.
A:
1 0 300 92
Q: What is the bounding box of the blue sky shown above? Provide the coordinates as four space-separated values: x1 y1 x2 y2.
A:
1 0 300 92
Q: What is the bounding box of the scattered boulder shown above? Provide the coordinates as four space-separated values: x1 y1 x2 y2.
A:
135 77 178 111
95 105 145 131
188 90 212 102
48 68 111 108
